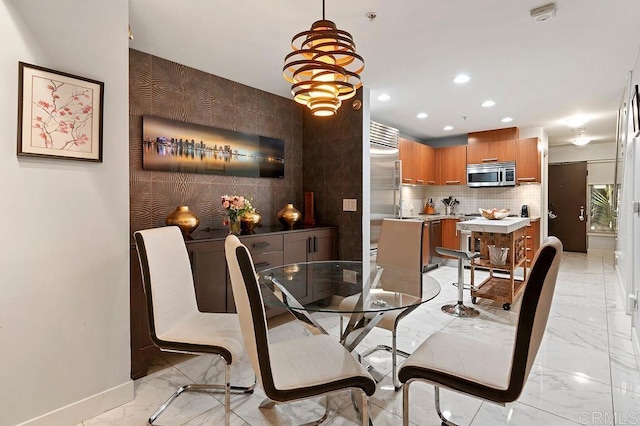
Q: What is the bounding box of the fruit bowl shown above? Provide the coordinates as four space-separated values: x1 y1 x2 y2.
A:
479 208 510 220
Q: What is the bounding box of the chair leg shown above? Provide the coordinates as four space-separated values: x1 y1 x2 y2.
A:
148 359 255 424
358 328 411 390
403 380 411 426
392 328 399 391
224 363 231 424
361 391 370 426
434 386 457 426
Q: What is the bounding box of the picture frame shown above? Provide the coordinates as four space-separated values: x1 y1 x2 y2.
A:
17 62 104 162
632 84 640 136
142 115 285 178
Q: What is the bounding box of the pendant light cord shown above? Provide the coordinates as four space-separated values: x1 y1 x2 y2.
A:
322 0 325 19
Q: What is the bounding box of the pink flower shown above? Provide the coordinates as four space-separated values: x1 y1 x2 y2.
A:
223 200 230 209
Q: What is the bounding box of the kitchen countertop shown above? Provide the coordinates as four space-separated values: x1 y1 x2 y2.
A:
456 217 530 234
401 214 541 223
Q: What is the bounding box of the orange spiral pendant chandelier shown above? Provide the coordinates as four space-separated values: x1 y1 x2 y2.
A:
283 0 364 117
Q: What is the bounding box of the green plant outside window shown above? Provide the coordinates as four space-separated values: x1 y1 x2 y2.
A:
589 184 618 233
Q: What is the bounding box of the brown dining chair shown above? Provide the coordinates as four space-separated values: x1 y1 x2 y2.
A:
134 226 254 424
225 235 376 425
339 218 425 390
399 237 562 426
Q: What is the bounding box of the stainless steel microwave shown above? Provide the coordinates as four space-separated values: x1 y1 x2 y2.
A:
467 161 516 187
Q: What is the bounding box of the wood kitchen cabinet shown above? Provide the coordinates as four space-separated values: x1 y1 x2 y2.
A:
525 219 541 267
232 233 285 315
468 127 519 144
283 228 338 304
419 143 436 185
440 218 461 258
190 240 228 313
515 137 541 183
467 127 518 164
436 145 467 185
399 138 417 184
400 138 436 185
421 222 430 269
467 139 516 164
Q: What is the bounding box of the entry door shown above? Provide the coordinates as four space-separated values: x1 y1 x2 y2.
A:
548 162 587 252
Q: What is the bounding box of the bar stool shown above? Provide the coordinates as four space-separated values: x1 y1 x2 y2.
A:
435 247 480 318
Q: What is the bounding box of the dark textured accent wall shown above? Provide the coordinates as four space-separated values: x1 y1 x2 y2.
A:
129 49 303 234
302 90 365 260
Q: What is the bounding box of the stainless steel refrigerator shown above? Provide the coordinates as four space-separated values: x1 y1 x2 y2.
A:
370 121 402 254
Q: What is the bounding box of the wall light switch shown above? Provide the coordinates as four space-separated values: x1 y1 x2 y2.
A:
343 199 357 212
343 269 358 284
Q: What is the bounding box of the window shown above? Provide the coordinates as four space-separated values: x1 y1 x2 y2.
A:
589 184 618 233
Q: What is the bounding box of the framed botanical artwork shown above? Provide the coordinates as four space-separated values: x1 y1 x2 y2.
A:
17 62 104 162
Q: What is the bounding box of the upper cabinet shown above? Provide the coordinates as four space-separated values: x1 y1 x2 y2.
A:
467 139 516 164
515 137 541 183
436 145 467 185
420 143 436 185
399 137 417 184
467 127 518 164
400 138 436 185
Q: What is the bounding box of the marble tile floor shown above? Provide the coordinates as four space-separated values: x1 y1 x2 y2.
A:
83 252 640 425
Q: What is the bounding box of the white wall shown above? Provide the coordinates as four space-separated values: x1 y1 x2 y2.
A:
0 1 132 424
549 141 617 163
619 46 640 359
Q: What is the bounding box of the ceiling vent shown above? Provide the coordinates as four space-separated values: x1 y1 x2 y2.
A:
370 121 399 148
530 3 556 23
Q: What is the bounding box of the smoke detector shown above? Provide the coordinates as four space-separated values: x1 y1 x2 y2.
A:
530 3 556 23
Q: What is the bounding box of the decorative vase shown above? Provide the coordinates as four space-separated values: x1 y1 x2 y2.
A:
165 205 200 237
277 203 302 230
241 211 262 233
303 192 316 227
228 219 241 235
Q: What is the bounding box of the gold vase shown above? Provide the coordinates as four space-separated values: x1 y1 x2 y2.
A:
277 203 301 230
165 206 200 237
241 211 262 233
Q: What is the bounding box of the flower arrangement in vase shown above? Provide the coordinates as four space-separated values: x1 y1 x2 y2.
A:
221 194 254 234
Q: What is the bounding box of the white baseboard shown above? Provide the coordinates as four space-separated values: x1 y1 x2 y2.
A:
587 248 614 258
633 330 640 374
17 380 133 426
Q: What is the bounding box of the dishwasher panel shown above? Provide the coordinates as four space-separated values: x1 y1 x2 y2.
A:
426 219 441 271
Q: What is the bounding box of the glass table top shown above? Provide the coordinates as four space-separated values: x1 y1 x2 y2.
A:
259 260 441 314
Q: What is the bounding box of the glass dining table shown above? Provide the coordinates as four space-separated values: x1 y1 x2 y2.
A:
258 260 441 362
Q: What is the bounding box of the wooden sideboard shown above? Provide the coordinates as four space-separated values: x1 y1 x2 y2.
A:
130 226 338 379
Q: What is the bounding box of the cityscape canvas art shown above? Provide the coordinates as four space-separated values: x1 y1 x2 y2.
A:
142 116 285 178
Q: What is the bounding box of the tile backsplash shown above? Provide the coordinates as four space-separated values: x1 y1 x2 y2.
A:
402 184 542 217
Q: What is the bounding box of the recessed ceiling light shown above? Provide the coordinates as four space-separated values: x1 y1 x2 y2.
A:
501 117 513 123
482 100 496 107
377 94 391 101
562 115 589 128
453 74 470 84
443 125 453 131
417 112 428 119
